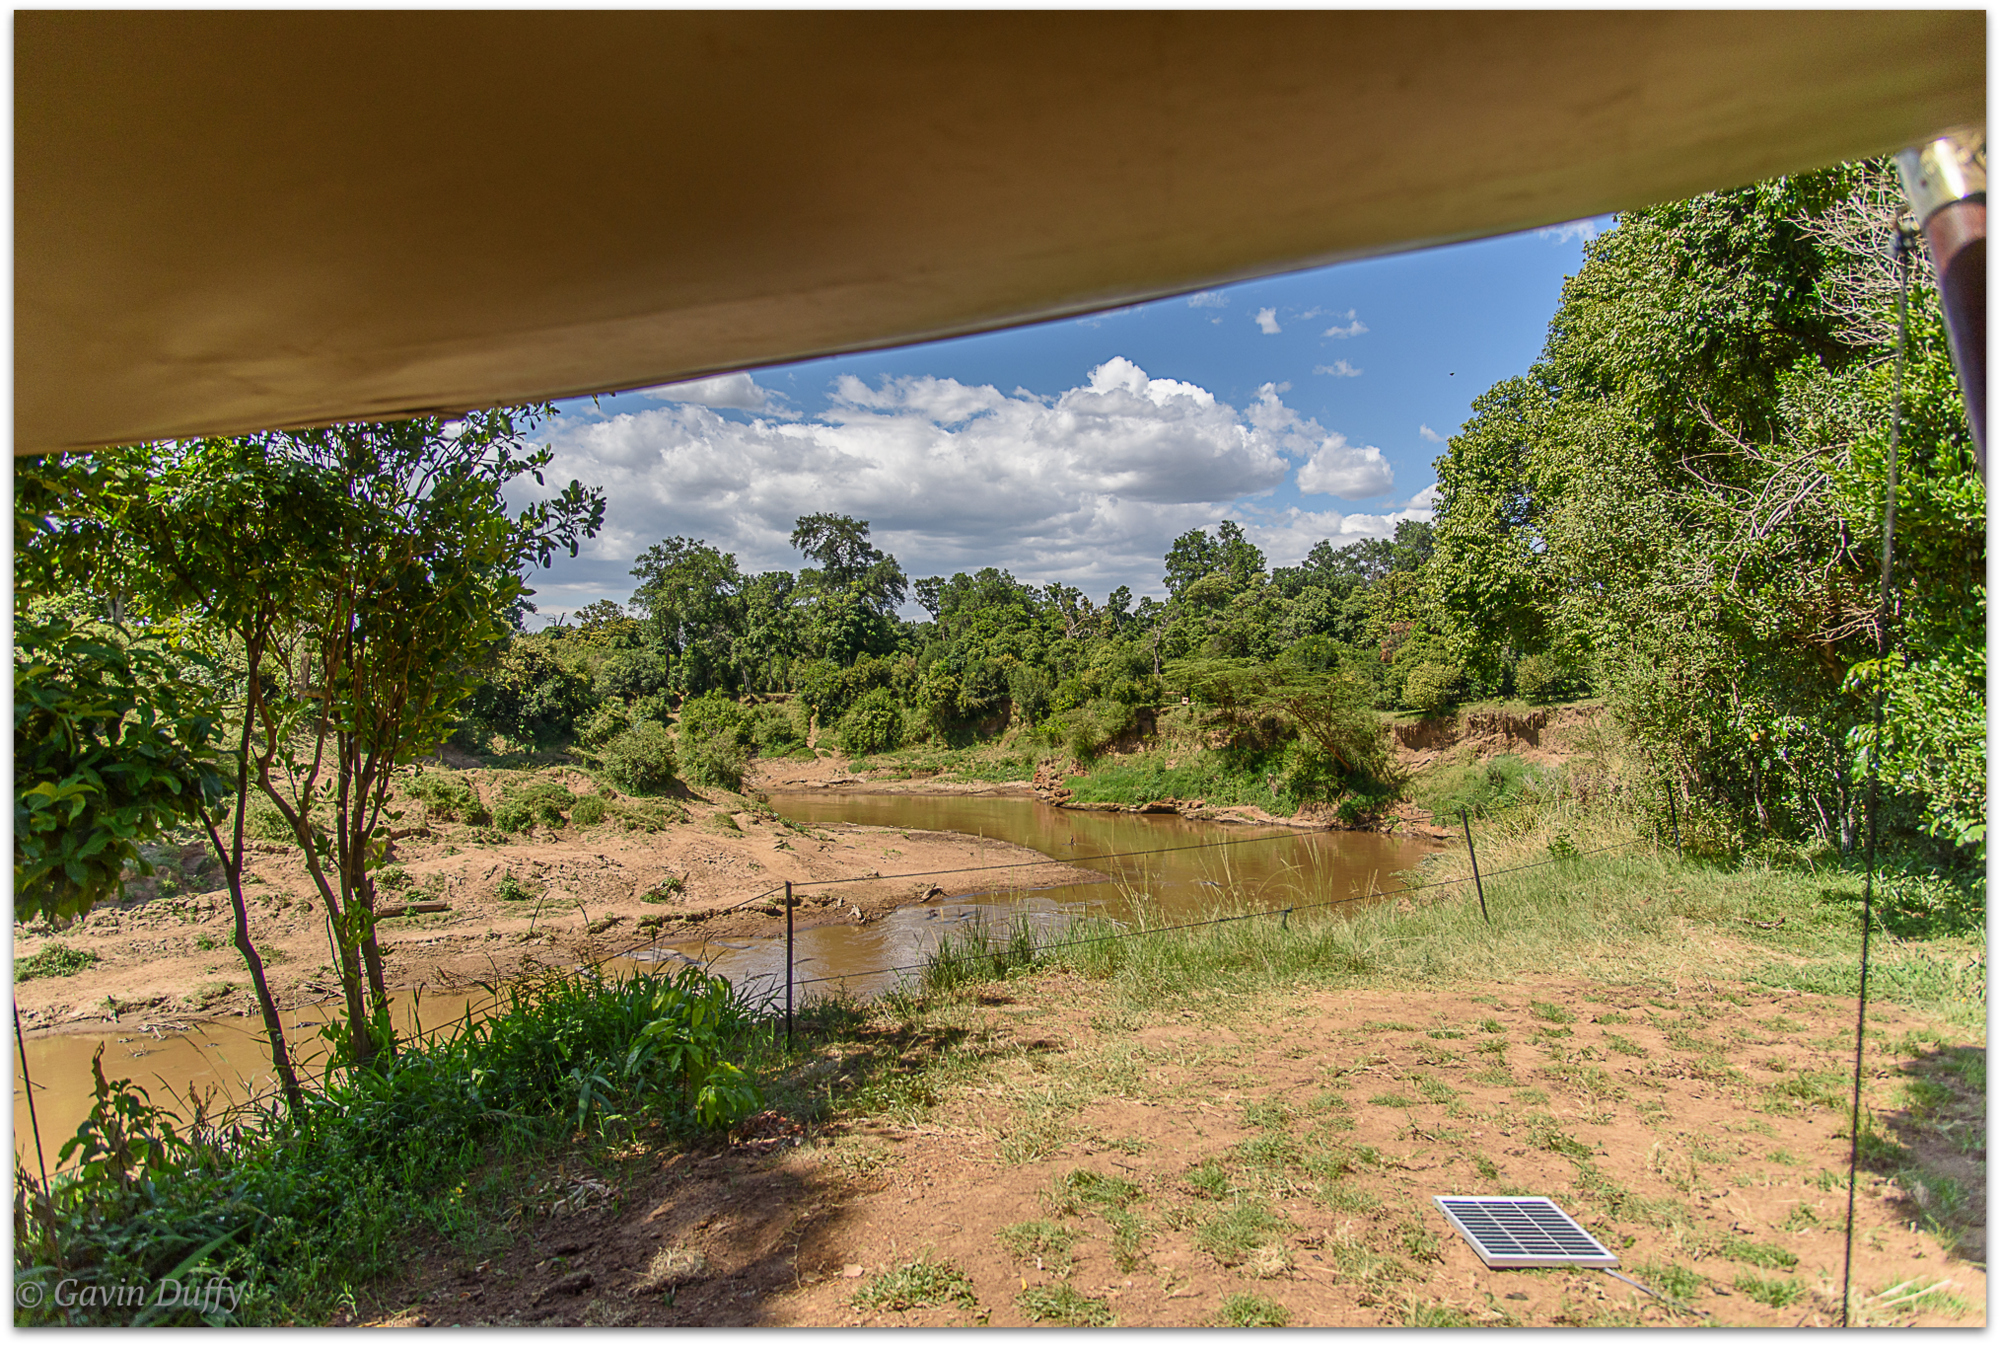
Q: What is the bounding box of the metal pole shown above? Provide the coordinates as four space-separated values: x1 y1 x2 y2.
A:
15 1005 49 1192
1460 807 1490 924
792 880 800 1048
1895 127 1986 475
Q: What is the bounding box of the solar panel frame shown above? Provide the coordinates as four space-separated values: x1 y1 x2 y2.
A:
1432 1195 1620 1268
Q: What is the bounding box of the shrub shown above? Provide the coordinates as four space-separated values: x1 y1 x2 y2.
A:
492 779 575 832
570 796 607 826
678 692 753 790
598 720 678 795
1514 651 1585 704
1007 664 1054 725
595 647 670 703
837 686 903 756
1416 754 1551 822
406 772 489 825
1402 661 1463 716
244 803 296 843
576 700 632 749
1050 697 1137 760
747 702 806 755
15 942 99 982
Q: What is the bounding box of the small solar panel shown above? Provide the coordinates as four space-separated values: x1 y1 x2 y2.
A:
1433 1196 1619 1268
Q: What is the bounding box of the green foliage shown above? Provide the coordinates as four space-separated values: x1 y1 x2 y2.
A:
1400 661 1464 716
15 969 764 1324
851 1255 978 1313
15 941 101 981
492 779 576 833
496 871 533 901
404 772 489 826
570 795 607 827
597 720 679 796
1416 755 1553 822
1015 1282 1113 1326
13 617 224 923
677 692 753 790
837 686 905 756
576 699 633 749
1218 1292 1291 1327
1425 162 1982 860
462 637 597 747
1514 651 1584 704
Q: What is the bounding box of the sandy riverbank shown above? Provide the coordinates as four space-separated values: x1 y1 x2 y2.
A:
13 776 1100 1040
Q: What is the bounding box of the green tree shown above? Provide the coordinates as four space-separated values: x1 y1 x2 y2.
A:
251 408 603 1066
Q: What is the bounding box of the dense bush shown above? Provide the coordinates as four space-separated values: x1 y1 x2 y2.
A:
576 700 633 749
461 639 598 746
1007 663 1054 724
597 720 678 795
1513 652 1583 705
570 795 607 827
747 701 807 756
492 779 576 832
405 772 489 826
595 648 670 703
1401 662 1464 716
836 686 904 756
678 692 752 789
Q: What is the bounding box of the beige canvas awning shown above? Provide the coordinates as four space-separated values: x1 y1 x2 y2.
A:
15 10 1984 455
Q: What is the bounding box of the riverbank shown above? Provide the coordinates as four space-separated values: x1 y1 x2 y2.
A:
12 773 1098 1041
351 818 1985 1328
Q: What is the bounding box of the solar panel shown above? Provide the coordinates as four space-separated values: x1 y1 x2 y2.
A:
1433 1196 1619 1268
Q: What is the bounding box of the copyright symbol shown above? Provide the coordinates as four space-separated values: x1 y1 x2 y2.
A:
16 1281 45 1308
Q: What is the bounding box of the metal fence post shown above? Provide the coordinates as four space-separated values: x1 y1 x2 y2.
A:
785 881 795 1049
1461 807 1491 925
1664 780 1683 859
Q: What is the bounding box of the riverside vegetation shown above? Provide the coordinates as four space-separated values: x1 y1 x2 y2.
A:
13 157 1983 1322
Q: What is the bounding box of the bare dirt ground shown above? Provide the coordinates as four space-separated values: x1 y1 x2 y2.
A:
13 775 1096 1038
354 967 1984 1328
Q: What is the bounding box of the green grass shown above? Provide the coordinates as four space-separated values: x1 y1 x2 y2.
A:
852 1256 979 1313
16 965 769 1326
997 1220 1080 1275
1732 1271 1804 1308
1218 1292 1291 1327
1015 1282 1112 1326
1194 1200 1291 1267
15 942 100 981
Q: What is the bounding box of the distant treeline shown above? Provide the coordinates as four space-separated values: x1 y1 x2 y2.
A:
476 157 1983 869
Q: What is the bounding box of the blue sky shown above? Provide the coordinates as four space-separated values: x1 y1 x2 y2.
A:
514 216 1611 625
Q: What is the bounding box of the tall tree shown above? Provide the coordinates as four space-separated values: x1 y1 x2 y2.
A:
250 408 603 1065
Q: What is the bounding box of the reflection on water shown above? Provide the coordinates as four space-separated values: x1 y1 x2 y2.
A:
614 792 1433 1007
15 792 1432 1170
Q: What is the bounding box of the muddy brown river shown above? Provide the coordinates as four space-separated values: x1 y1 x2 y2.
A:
15 793 1431 1170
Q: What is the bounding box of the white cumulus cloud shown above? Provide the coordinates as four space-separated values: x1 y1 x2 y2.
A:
1315 360 1362 378
1418 423 1447 443
1322 309 1367 338
515 357 1364 611
640 371 788 413
1186 290 1229 308
1295 431 1394 499
1253 307 1282 335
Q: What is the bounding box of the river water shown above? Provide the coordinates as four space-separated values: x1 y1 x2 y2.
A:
616 792 1432 1005
15 792 1431 1169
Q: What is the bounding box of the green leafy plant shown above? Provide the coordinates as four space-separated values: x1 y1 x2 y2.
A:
598 720 678 795
15 941 100 982
1016 1282 1112 1326
851 1256 978 1313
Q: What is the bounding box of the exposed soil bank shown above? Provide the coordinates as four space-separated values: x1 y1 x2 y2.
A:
12 782 1096 1042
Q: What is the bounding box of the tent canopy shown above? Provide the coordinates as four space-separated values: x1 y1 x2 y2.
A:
15 10 1984 454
